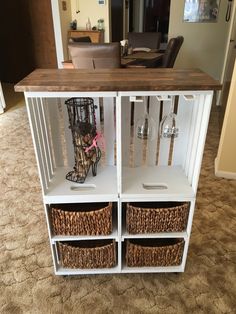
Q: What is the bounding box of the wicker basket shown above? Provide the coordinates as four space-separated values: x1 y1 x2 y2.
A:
51 202 112 236
58 240 116 269
126 202 189 234
126 239 184 267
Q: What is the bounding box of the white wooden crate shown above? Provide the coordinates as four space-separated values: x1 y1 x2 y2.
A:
24 89 213 275
25 93 118 203
117 92 213 200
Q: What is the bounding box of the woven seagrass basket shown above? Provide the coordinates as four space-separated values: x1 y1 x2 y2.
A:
58 240 116 269
126 238 184 267
51 202 112 236
126 202 189 234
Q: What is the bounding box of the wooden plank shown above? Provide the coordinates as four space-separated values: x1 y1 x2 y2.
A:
46 98 64 167
116 96 122 194
93 97 101 133
14 69 222 92
133 99 145 167
27 98 48 192
147 96 160 166
158 99 172 166
184 96 199 179
41 98 55 175
191 93 213 192
103 97 115 165
172 95 194 166
33 98 51 187
187 95 205 185
121 97 131 167
37 98 54 180
61 98 74 167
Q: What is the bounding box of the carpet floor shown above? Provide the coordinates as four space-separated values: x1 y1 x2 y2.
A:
0 90 235 314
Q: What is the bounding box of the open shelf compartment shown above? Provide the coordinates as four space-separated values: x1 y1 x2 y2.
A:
44 165 117 203
53 239 119 273
121 200 191 239
121 238 185 272
26 96 118 202
47 201 119 242
121 166 194 199
118 92 213 199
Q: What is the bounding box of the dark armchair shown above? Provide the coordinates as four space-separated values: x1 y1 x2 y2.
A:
127 32 161 50
68 42 121 69
157 36 184 68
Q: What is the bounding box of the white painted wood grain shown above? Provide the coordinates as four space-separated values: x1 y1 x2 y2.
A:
133 98 145 167
103 97 115 165
147 96 160 166
47 98 64 167
121 96 131 167
27 98 47 192
172 95 194 167
158 98 172 165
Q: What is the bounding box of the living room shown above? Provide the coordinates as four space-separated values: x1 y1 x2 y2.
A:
0 1 236 313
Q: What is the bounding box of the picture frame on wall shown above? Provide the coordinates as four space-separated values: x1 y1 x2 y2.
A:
184 0 220 22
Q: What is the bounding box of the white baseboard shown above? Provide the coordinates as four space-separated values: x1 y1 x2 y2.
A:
215 158 236 180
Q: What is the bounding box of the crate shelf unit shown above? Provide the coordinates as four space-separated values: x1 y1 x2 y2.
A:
118 91 212 273
25 91 121 275
16 69 220 276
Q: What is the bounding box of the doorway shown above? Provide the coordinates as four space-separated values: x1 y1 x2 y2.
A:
111 0 171 43
111 0 124 42
143 0 170 43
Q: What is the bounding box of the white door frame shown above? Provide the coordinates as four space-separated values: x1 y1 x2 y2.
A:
218 0 236 105
0 82 6 114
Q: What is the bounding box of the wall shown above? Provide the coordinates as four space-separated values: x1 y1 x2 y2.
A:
59 0 72 60
71 0 110 42
168 0 230 80
215 60 236 179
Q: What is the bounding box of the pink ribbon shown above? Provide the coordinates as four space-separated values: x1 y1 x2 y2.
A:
85 132 105 153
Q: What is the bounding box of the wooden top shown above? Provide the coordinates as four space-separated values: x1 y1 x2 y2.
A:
123 52 162 60
68 30 104 33
121 52 163 67
14 68 222 92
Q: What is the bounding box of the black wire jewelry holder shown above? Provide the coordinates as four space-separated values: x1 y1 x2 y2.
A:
65 97 101 183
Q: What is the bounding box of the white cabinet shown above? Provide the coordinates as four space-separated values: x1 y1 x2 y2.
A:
16 69 219 275
23 90 212 275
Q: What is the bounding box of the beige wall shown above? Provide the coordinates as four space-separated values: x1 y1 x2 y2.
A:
71 0 110 42
215 60 236 178
169 0 230 80
59 0 72 60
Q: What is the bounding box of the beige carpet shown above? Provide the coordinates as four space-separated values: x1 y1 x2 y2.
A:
0 88 236 314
